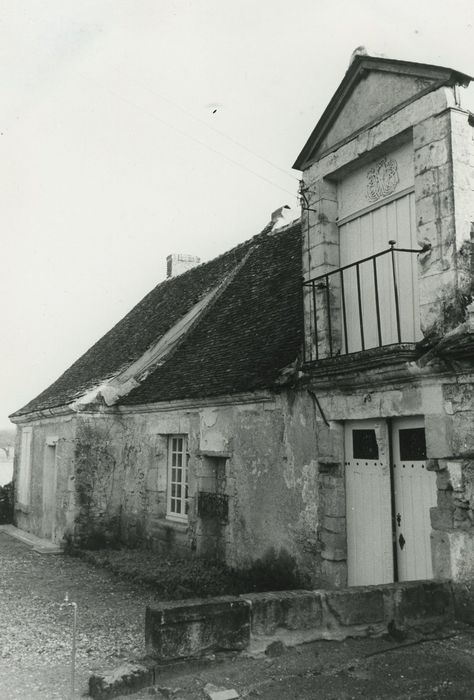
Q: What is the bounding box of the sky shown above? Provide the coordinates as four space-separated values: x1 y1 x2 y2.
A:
1 0 474 429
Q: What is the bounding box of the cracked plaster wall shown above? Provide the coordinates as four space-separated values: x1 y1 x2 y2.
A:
14 391 328 585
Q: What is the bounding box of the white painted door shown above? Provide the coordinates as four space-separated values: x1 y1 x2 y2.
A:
339 192 421 353
345 419 393 586
392 417 437 581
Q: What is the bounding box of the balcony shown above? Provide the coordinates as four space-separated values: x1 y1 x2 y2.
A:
303 242 421 364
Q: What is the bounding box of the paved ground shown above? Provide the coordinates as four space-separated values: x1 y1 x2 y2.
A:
2 531 474 699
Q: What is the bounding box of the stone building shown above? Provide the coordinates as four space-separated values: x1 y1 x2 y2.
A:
10 219 320 583
9 54 474 598
296 53 474 591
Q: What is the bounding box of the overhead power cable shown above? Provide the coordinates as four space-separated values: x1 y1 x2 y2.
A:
100 84 298 199
128 77 300 183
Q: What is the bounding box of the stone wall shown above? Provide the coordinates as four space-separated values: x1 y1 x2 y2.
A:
301 84 474 357
13 414 77 543
414 108 474 337
305 367 474 587
145 580 454 660
71 391 321 584
428 381 474 583
15 390 326 585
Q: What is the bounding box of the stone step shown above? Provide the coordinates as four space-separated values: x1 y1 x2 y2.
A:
0 524 64 554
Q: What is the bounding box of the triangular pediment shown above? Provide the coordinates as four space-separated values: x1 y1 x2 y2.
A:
294 56 472 170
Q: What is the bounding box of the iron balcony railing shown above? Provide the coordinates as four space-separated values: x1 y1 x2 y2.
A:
303 241 421 362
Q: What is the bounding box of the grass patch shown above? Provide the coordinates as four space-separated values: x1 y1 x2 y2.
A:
73 546 306 600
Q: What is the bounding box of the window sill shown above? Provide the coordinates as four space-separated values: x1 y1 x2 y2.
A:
158 518 188 533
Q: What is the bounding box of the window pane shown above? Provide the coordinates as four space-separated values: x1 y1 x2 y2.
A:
399 428 426 461
352 429 379 460
168 434 188 519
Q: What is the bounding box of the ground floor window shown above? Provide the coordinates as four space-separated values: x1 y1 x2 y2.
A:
167 435 189 521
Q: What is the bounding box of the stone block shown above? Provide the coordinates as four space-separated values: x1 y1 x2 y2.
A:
204 686 239 700
430 506 454 530
321 514 346 534
451 413 474 456
453 507 472 529
145 597 250 659
414 140 449 175
427 459 440 472
425 414 453 459
89 664 154 699
431 530 453 578
414 164 452 198
392 581 454 623
446 461 464 491
307 178 337 202
436 468 451 488
264 640 285 657
320 530 346 561
414 113 451 149
451 131 471 165
437 490 455 510
243 590 322 635
325 587 385 625
443 384 474 413
416 192 453 226
319 474 345 517
416 217 455 252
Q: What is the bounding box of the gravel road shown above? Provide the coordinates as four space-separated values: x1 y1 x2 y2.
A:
0 532 157 698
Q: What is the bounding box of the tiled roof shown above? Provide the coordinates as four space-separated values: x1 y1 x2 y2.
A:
12 222 303 416
121 222 303 405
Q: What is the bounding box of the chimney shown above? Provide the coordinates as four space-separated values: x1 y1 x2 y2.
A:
166 253 201 278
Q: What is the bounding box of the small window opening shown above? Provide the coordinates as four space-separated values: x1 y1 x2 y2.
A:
352 429 379 460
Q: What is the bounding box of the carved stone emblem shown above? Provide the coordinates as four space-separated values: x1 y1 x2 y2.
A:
366 156 399 202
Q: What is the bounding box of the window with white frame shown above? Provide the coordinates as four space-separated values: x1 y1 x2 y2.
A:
167 435 189 521
18 427 33 505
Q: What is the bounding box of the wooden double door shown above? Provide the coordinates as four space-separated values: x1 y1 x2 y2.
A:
345 416 437 586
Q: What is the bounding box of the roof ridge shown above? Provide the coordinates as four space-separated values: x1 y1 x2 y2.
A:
161 217 301 284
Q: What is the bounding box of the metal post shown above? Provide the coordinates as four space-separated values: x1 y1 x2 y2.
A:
373 256 382 346
60 592 77 699
325 274 333 357
389 240 401 343
356 263 365 351
311 281 319 361
340 268 348 355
